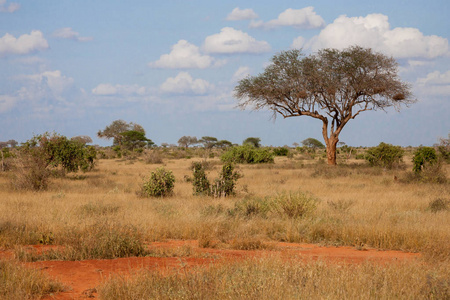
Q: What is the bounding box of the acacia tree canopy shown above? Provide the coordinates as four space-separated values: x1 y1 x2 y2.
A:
302 138 325 149
235 46 415 165
98 120 146 146
178 136 198 148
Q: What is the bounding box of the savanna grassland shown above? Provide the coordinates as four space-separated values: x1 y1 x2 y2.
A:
0 149 449 299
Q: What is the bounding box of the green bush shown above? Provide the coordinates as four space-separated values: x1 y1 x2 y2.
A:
211 163 242 197
412 147 438 173
221 145 274 164
273 147 289 156
191 162 210 196
365 142 404 169
22 133 96 173
141 167 175 197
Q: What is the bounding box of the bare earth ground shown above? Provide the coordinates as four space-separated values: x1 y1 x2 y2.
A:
0 240 419 299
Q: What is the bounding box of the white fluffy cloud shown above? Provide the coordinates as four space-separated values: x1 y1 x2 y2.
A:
17 70 74 100
92 83 148 96
250 7 325 29
226 7 258 21
0 30 48 56
203 27 270 54
417 70 450 96
52 27 93 42
232 66 250 82
302 13 449 59
149 40 220 69
160 72 213 95
0 0 20 13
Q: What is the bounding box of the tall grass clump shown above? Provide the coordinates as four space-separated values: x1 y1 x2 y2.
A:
230 191 317 219
0 260 64 299
16 223 148 261
98 258 449 300
140 167 175 197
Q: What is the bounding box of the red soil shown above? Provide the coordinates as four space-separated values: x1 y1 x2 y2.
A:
0 240 420 299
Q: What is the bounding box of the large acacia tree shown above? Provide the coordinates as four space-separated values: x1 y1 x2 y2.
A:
235 46 415 165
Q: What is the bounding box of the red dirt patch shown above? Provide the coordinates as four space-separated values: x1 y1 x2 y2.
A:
1 240 419 299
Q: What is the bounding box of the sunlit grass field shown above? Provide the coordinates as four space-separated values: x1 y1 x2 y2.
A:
0 151 449 299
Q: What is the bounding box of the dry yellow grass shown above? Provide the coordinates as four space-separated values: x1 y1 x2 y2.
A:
0 155 448 253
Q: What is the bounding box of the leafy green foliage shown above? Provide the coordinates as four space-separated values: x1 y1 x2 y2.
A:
120 130 153 150
221 145 274 164
412 147 438 173
191 162 210 196
365 142 404 169
98 120 146 146
22 133 96 173
141 167 175 197
273 147 289 156
191 162 241 197
11 133 96 190
211 163 242 197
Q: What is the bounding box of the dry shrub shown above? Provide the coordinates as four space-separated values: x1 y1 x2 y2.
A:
10 154 51 191
229 238 275 250
16 223 148 261
145 150 164 164
0 260 65 299
427 198 449 213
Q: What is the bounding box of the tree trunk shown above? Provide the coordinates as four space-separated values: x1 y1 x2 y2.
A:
326 136 339 165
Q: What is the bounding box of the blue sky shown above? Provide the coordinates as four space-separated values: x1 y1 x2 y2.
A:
1 0 449 147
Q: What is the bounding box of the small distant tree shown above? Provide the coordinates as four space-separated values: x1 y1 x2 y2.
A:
7 140 18 148
120 130 153 151
216 140 233 149
178 136 198 148
302 138 325 150
71 135 93 145
97 120 145 146
243 137 261 148
199 136 218 150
